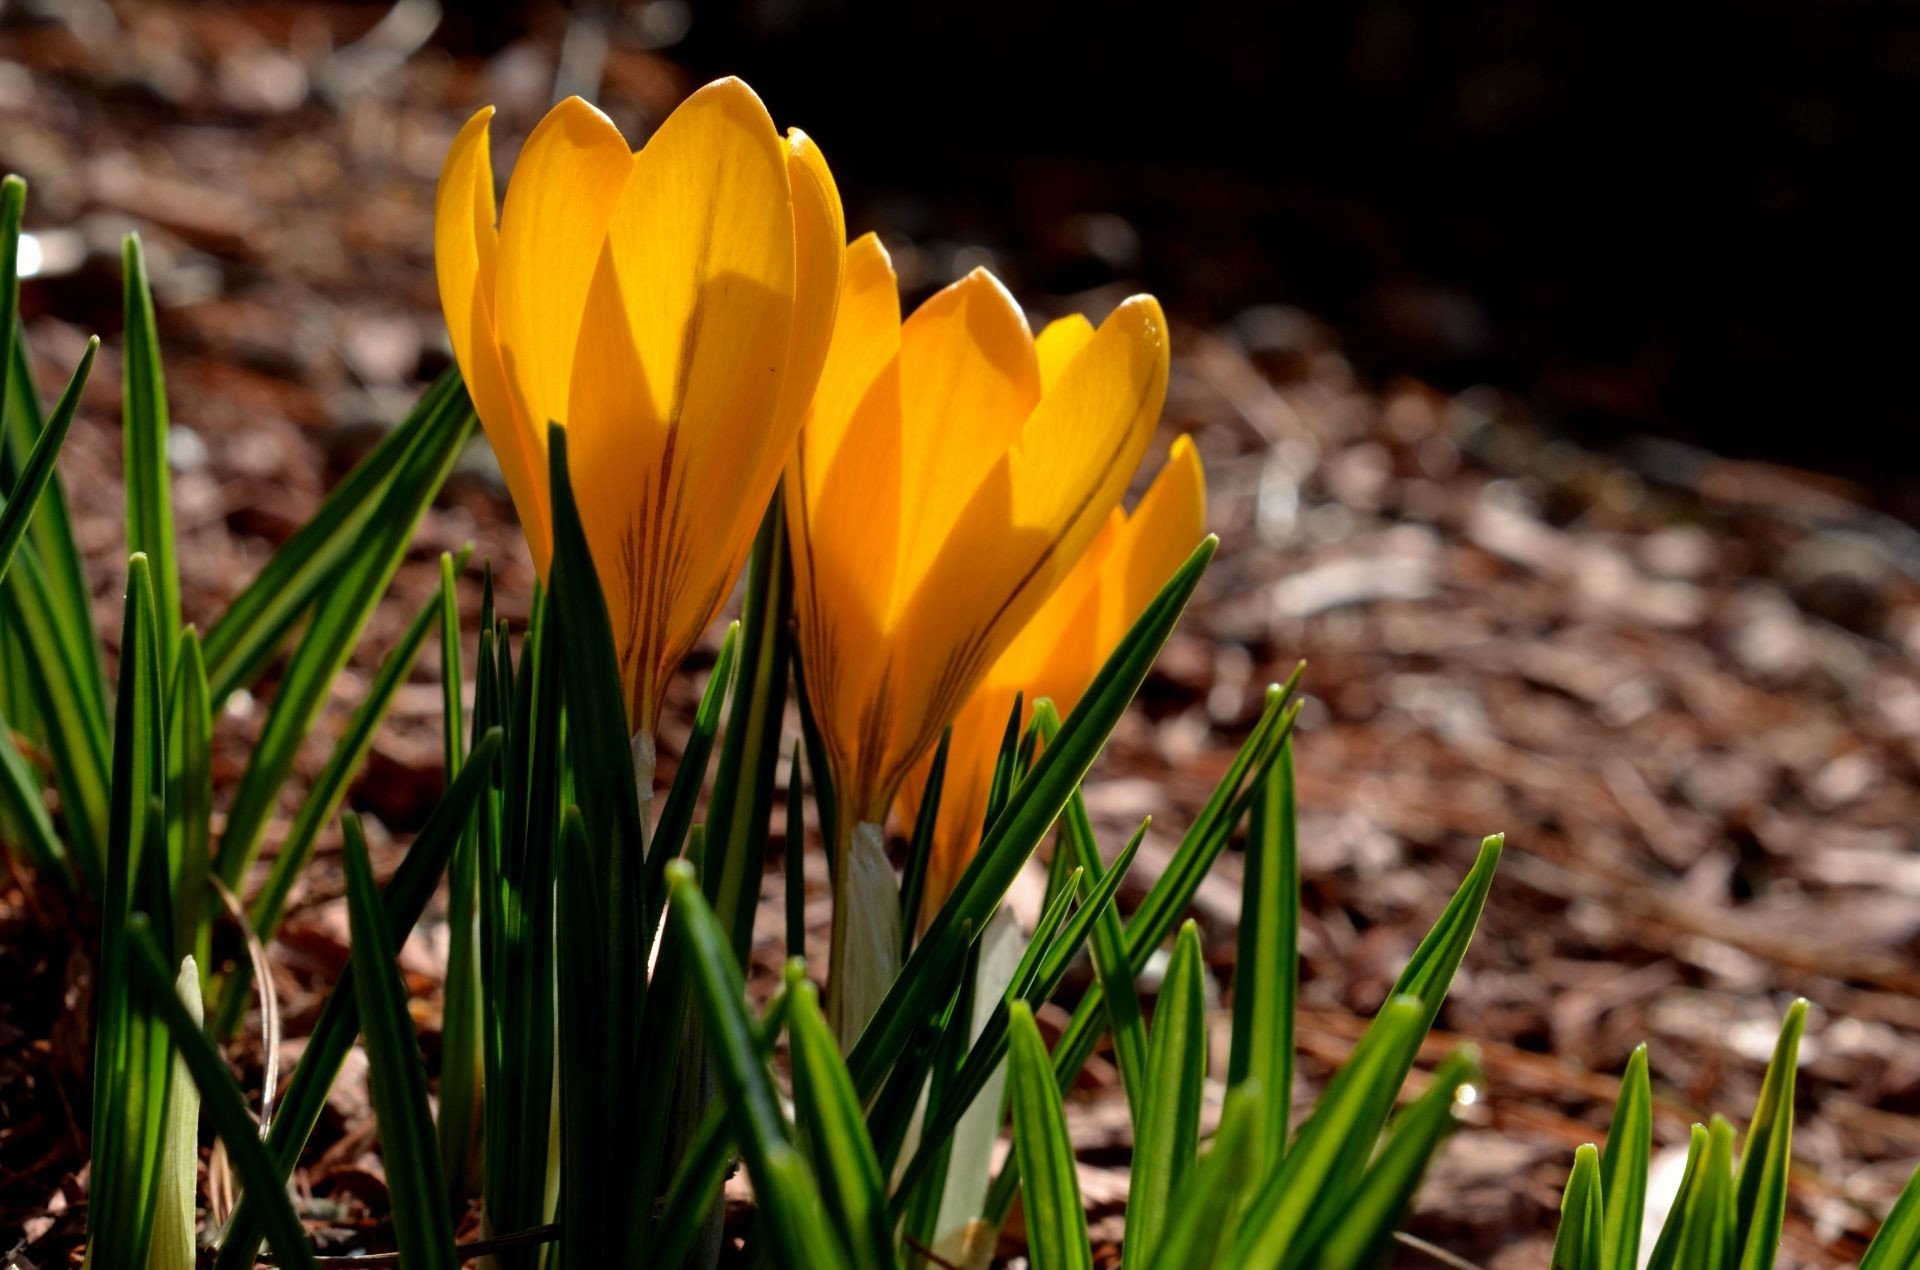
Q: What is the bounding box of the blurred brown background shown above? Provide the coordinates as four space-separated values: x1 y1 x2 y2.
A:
4 1 1920 1265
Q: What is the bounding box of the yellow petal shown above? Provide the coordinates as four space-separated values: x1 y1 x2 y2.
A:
566 77 798 729
434 107 550 567
1034 314 1095 393
788 233 904 795
892 268 1042 598
889 294 1167 786
493 97 633 446
1101 434 1207 649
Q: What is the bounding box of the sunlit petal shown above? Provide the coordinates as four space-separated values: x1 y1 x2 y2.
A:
566 77 798 728
434 106 553 569
493 95 633 464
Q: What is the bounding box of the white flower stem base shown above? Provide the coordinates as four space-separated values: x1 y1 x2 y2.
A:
828 819 902 1052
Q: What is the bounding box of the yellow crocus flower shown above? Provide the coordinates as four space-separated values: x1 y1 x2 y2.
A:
435 79 844 764
786 232 1169 1041
896 435 1207 923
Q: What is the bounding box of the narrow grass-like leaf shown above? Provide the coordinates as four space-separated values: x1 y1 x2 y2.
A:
1236 836 1502 1266
0 341 110 882
120 235 181 667
213 565 456 1038
991 678 1303 1227
546 426 648 1260
0 548 111 883
889 821 1146 1205
1644 1123 1709 1270
848 536 1216 1100
342 815 456 1270
1146 1080 1264 1270
898 726 950 952
0 175 25 493
787 741 806 959
1860 1159 1920 1270
1228 735 1298 1181
480 597 557 1265
2 183 103 755
2 324 105 744
1124 920 1206 1270
1552 1144 1607 1270
1007 1000 1093 1270
214 379 473 889
1312 1048 1479 1270
213 729 501 1270
1599 1044 1652 1270
0 335 91 591
126 921 317 1270
554 806 614 1261
1230 995 1426 1267
201 370 469 700
647 971 797 1265
667 862 853 1270
165 628 211 975
1734 999 1807 1269
650 621 740 904
87 554 171 1270
1678 1116 1738 1269
436 552 482 1199
1044 708 1147 1128
2 181 96 729
707 495 794 963
793 646 837 864
790 979 896 1270
0 704 67 884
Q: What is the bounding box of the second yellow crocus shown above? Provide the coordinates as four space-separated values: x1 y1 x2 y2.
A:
435 79 844 777
787 233 1170 1042
896 436 1207 924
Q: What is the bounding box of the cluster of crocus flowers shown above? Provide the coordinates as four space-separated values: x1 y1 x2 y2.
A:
434 78 844 780
785 234 1170 1042
436 77 1183 1049
894 435 1206 924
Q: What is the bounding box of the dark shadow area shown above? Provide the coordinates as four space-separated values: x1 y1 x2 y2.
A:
676 0 1918 488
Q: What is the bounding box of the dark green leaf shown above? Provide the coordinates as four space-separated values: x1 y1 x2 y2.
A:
790 979 897 1270
1552 1144 1607 1270
650 621 740 899
706 495 794 964
0 335 92 592
1124 920 1206 1270
1644 1124 1709 1270
1312 1049 1479 1269
120 235 181 667
1006 1000 1092 1270
1231 996 1425 1267
342 816 456 1270
1228 735 1298 1183
1599 1044 1652 1270
87 555 170 1270
1734 999 1807 1270
667 862 853 1270
166 628 211 971
1145 1081 1264 1270
213 729 501 1270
